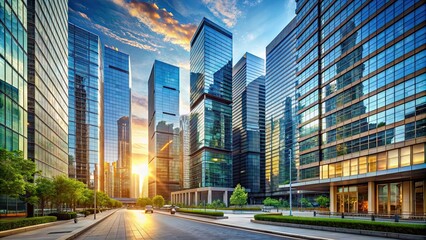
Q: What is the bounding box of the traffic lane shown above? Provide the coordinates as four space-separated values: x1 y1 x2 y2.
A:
77 209 296 240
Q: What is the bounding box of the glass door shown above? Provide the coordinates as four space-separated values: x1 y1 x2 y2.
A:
377 184 388 214
415 181 424 216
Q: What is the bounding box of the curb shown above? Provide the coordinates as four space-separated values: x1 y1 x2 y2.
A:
155 211 326 240
58 209 119 240
251 220 426 240
0 219 70 238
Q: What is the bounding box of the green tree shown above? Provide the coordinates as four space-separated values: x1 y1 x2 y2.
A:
0 149 38 198
35 177 54 216
315 195 330 208
96 191 109 209
230 184 248 208
263 197 280 208
300 198 313 208
136 197 152 208
210 199 225 210
152 195 165 208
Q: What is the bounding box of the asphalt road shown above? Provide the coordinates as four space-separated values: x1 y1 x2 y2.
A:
76 209 296 240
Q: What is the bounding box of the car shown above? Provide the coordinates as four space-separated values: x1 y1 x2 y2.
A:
160 205 180 210
145 205 154 213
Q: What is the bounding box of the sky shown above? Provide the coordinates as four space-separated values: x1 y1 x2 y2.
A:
68 0 296 172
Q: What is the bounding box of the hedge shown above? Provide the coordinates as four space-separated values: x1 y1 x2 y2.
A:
253 214 426 235
0 216 57 231
48 212 77 220
178 208 224 217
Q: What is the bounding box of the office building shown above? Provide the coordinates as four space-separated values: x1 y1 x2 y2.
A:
103 46 131 198
171 18 234 207
115 116 131 197
180 115 190 189
283 0 426 216
68 23 102 189
148 60 180 200
265 18 298 197
232 53 265 199
27 0 69 178
0 0 28 216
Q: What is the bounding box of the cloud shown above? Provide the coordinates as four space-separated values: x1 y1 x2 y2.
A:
202 0 241 27
78 12 91 21
132 94 148 109
113 0 197 51
243 0 263 7
132 115 148 126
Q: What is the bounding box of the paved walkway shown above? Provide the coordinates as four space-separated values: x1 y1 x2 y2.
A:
2 209 117 240
156 211 396 240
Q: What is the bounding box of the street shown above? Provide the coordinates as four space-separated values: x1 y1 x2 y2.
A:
77 209 293 240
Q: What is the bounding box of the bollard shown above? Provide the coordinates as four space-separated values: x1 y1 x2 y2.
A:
394 214 399 222
371 214 375 221
74 217 78 223
313 211 316 217
341 212 344 218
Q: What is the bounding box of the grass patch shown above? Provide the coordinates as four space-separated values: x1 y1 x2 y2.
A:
254 214 426 235
219 207 262 211
0 216 57 231
178 208 224 217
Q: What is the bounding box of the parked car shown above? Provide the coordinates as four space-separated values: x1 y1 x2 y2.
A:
160 205 180 210
145 205 154 213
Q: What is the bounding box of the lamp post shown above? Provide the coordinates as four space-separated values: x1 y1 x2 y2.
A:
289 148 292 216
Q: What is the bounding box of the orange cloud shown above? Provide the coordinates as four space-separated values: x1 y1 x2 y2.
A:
113 0 197 51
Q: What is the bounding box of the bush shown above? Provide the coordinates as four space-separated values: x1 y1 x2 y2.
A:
0 216 57 231
85 208 101 214
178 208 224 217
48 212 77 220
253 215 426 235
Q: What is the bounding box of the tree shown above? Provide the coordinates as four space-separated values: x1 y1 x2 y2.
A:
300 198 313 208
315 195 330 208
35 177 54 216
210 199 225 210
152 195 165 208
0 149 38 198
230 184 248 208
263 197 280 207
136 197 152 208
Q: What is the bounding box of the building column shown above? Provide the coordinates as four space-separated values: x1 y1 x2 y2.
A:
207 188 212 204
402 181 411 218
330 186 336 213
223 191 228 207
188 192 191 206
195 191 198 206
368 181 375 214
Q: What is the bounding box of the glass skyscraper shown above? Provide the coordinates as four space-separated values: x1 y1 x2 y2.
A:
265 19 298 195
232 53 265 196
190 18 233 188
68 23 102 189
287 0 426 216
180 114 190 189
103 46 131 197
0 0 28 216
148 60 180 200
27 0 69 178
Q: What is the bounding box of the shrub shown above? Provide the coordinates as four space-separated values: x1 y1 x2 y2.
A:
85 208 101 214
178 208 224 217
48 212 77 220
0 216 57 231
253 215 426 235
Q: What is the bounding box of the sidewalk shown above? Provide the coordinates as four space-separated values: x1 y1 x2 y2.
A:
156 211 396 240
1 209 118 240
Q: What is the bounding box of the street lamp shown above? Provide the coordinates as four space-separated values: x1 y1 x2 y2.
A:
289 148 292 216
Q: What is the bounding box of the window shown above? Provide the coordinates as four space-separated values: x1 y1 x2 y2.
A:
377 152 387 171
400 146 411 167
359 157 367 174
343 160 350 176
387 149 399 169
413 144 425 165
350 158 358 175
368 155 377 172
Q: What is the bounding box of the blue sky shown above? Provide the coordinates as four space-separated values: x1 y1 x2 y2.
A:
68 0 296 165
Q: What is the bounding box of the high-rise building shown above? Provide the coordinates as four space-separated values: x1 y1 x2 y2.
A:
103 46 131 197
27 0 69 178
285 0 426 216
115 116 130 197
265 19 298 197
148 60 180 200
104 162 114 196
68 23 102 189
232 53 265 198
0 0 28 216
180 115 190 189
189 18 233 189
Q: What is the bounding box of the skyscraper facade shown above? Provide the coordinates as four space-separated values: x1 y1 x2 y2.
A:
0 0 28 215
27 0 69 178
180 115 190 189
68 23 102 189
103 46 131 197
232 53 265 195
190 18 233 188
265 19 298 195
288 0 426 216
148 60 180 200
115 116 131 197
